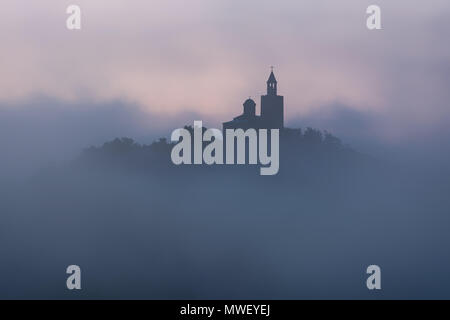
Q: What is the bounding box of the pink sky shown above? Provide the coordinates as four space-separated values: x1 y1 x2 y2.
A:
1 0 450 141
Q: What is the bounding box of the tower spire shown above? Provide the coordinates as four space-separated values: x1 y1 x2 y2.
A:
267 67 277 95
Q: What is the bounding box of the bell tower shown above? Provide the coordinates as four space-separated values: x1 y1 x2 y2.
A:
261 67 284 129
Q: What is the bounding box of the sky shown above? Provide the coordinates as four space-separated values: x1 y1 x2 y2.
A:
1 0 450 146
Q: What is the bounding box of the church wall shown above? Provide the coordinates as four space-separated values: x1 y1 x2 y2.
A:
261 95 284 129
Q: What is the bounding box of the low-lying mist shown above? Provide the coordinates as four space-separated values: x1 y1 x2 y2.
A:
1 100 450 299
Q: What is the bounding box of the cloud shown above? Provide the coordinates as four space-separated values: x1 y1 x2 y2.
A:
0 96 209 178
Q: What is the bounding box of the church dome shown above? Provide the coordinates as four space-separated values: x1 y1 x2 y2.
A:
243 98 256 117
243 98 256 107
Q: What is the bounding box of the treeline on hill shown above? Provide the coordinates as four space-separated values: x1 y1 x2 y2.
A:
78 126 371 181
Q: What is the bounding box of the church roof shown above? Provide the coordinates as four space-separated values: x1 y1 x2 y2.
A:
267 71 277 83
223 114 261 125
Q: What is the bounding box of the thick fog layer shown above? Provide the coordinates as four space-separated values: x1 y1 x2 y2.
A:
1 102 449 299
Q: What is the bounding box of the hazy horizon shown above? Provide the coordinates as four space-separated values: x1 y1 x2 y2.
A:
1 1 450 147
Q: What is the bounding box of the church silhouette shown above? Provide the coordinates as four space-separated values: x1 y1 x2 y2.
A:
223 69 284 131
